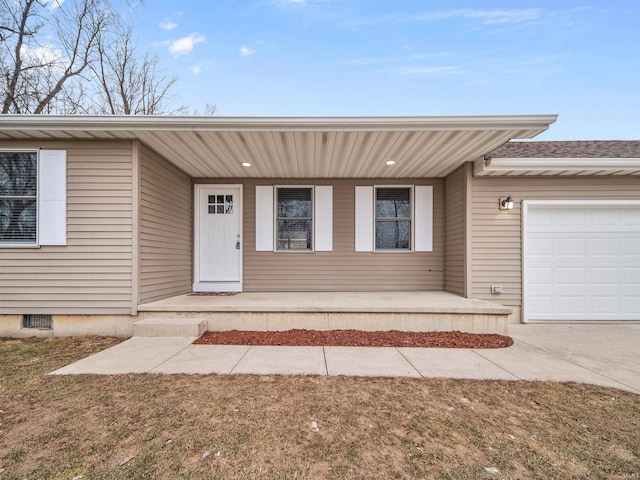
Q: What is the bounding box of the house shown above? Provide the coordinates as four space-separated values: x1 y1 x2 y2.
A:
0 115 638 338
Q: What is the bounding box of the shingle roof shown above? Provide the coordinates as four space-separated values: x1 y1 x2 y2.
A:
489 140 640 158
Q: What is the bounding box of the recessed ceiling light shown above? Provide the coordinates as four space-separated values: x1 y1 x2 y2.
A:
241 162 251 167
385 160 396 166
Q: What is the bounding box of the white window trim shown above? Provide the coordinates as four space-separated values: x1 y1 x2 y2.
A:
274 185 315 252
373 185 414 253
0 149 39 248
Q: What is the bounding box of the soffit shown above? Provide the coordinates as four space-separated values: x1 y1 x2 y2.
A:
0 115 557 178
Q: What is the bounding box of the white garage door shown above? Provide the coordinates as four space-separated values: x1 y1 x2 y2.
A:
524 202 640 322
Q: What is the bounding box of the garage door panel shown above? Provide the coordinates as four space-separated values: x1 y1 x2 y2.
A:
527 237 553 256
624 267 640 284
591 209 620 227
625 297 640 314
556 209 587 228
527 267 553 285
525 203 640 322
589 237 620 255
624 238 640 255
623 209 640 226
589 267 619 285
556 237 586 256
556 267 586 285
527 296 554 315
590 297 620 314
556 296 587 314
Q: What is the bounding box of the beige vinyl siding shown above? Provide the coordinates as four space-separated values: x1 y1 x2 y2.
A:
471 176 640 307
444 163 469 296
0 140 133 314
196 178 444 291
139 144 193 303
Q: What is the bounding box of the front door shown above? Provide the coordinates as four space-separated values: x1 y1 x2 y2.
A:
194 185 242 291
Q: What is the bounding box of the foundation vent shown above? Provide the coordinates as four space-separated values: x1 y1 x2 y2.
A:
22 314 53 329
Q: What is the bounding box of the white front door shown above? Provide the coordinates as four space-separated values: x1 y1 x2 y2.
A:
194 185 242 292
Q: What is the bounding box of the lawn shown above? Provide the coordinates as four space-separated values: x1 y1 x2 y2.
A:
0 337 638 479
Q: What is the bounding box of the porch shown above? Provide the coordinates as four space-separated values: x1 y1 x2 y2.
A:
135 291 512 336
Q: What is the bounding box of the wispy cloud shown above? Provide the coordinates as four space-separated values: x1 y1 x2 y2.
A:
190 61 212 74
416 8 540 24
240 45 256 57
168 33 206 56
43 0 64 11
21 44 63 66
339 8 541 28
160 21 178 31
389 66 464 77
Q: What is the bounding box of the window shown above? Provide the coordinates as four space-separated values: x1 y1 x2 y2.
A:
276 187 312 251
208 194 233 214
375 187 411 250
0 151 37 245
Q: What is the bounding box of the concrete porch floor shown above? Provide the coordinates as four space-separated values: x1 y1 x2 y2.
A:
138 291 511 314
136 291 513 335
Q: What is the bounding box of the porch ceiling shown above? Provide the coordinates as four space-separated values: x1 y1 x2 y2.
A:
0 114 557 178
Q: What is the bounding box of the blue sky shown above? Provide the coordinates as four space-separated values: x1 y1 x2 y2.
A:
125 0 639 140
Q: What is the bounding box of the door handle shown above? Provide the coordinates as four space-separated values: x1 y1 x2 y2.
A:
236 241 241 250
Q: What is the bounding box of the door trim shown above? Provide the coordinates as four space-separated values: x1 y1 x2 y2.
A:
193 184 243 292
522 199 640 323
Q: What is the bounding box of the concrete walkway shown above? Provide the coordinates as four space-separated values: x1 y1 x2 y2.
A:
51 324 640 394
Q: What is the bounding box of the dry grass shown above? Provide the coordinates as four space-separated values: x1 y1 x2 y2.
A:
0 337 639 479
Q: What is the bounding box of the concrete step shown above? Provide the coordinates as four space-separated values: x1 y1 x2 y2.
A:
133 317 207 337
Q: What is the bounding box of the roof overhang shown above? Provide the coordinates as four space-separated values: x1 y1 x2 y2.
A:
475 156 640 176
0 114 557 178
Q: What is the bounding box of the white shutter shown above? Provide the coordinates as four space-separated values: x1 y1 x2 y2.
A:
355 186 373 252
39 150 67 246
314 186 333 251
255 185 274 251
414 185 433 252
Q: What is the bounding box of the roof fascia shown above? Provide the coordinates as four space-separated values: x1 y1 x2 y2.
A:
0 114 558 133
475 157 640 176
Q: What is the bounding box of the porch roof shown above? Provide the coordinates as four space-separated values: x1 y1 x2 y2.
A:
0 114 556 178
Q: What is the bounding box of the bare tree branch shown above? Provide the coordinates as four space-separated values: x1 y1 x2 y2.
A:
1 0 200 116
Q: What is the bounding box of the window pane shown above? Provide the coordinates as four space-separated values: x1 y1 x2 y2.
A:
0 152 37 197
376 188 410 218
0 198 37 243
376 220 411 249
278 187 312 218
0 152 37 244
276 219 312 250
208 195 215 204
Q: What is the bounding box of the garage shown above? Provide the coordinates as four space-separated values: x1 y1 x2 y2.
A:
523 201 640 322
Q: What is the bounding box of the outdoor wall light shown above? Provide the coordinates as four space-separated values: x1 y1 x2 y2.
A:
385 160 396 166
241 162 251 167
499 195 514 210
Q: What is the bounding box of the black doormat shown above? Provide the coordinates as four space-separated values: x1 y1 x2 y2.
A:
188 292 239 296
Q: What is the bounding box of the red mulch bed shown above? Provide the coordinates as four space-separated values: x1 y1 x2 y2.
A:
193 329 513 349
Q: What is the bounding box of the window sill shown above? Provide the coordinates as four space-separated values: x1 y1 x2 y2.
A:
0 243 40 248
273 249 315 253
372 249 415 253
